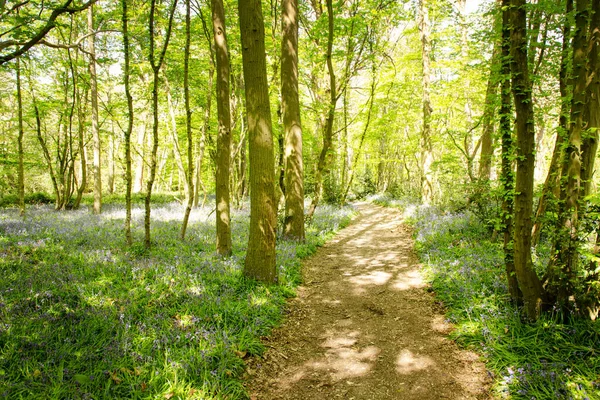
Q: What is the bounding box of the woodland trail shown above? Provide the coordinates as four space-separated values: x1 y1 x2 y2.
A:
245 203 491 399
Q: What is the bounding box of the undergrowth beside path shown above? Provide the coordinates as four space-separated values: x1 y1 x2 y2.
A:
372 195 600 400
0 202 354 399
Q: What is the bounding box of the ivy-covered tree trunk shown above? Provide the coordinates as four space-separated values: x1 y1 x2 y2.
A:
531 0 573 247
509 0 544 320
478 45 499 182
500 0 521 302
281 0 305 241
239 0 277 282
212 0 233 255
419 0 433 205
548 0 590 305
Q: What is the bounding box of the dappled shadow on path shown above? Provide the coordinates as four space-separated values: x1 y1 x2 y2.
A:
246 203 490 399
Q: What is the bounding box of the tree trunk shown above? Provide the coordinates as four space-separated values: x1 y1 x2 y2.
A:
531 0 573 246
478 45 500 182
547 0 590 305
419 0 434 205
239 0 277 282
212 0 232 255
88 5 102 214
500 0 521 302
122 0 134 245
509 0 544 320
144 0 178 248
307 0 336 219
16 57 25 216
164 75 189 196
181 0 195 240
281 0 305 241
195 66 213 208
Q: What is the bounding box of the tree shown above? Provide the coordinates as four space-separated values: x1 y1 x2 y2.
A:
281 0 305 241
509 0 544 320
87 4 101 214
180 0 195 240
144 0 178 248
212 0 233 255
16 57 24 216
238 0 277 282
418 0 433 205
122 0 133 245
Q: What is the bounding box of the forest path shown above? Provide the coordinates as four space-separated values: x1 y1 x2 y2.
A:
245 202 491 399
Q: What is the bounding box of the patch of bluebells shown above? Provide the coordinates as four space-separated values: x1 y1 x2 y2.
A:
403 203 600 400
0 201 354 399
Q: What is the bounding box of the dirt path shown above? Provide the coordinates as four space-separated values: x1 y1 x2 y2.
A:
245 203 491 399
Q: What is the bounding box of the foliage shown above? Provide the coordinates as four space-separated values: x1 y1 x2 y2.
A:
401 201 600 400
0 202 354 399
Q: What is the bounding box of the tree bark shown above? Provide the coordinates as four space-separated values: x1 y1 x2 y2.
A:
548 0 590 305
16 57 25 216
306 0 336 219
212 0 233 255
509 0 544 320
239 0 277 282
500 0 521 302
88 5 101 214
419 0 434 205
478 45 500 182
531 0 573 246
181 0 195 240
281 0 305 241
122 0 133 245
144 0 178 248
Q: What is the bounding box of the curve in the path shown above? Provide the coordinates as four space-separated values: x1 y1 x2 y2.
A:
246 203 490 400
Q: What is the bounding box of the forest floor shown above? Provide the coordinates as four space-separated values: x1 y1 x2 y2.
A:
245 202 492 399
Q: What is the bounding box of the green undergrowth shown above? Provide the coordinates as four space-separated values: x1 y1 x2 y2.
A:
0 202 354 399
371 194 600 400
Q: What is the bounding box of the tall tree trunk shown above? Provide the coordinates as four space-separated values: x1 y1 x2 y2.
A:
16 57 25 216
239 0 277 282
212 0 232 255
419 0 434 204
181 0 194 239
531 0 573 246
500 0 521 302
133 110 147 193
478 45 500 182
164 76 189 196
88 5 101 214
281 0 305 240
510 0 544 320
122 0 134 245
144 0 178 248
547 0 590 305
580 0 599 198
195 66 212 208
307 0 336 219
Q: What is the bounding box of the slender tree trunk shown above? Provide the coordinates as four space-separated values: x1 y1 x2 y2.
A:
164 76 190 196
580 0 599 198
531 0 573 246
181 0 194 239
478 45 500 182
419 0 434 205
144 0 178 248
500 0 521 302
509 0 544 320
212 0 232 255
122 0 134 245
16 57 25 216
74 86 88 208
88 5 101 214
281 0 305 240
133 110 147 193
307 0 336 219
239 0 277 282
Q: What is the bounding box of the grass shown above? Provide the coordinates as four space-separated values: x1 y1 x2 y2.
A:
371 194 600 400
0 200 354 399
